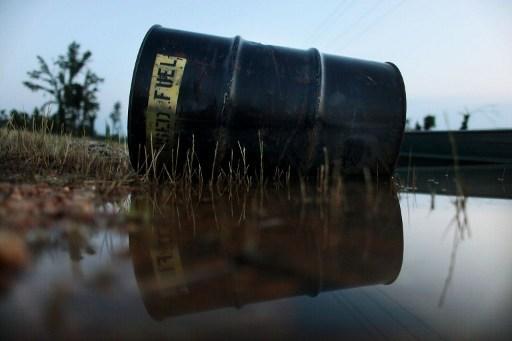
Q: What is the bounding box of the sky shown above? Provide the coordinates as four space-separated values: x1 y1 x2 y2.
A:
0 0 511 134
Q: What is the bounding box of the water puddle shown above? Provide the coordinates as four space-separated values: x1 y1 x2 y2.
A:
1 166 511 339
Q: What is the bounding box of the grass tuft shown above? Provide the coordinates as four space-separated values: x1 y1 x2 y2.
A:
0 120 132 183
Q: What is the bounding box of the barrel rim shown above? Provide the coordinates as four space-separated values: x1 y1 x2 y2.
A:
128 24 161 172
385 61 407 172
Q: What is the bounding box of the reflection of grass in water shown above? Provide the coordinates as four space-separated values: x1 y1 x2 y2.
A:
129 174 395 239
397 118 473 307
438 117 471 307
436 122 468 306
438 195 470 307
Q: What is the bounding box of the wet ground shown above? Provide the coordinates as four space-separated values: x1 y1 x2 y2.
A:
0 165 511 340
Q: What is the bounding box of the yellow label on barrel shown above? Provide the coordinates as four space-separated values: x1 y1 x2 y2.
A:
146 54 187 154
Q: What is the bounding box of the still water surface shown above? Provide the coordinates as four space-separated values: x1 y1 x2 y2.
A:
1 167 511 339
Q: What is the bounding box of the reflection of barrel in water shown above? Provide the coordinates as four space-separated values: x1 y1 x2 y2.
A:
129 184 403 320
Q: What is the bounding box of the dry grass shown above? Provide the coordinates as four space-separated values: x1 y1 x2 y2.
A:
0 122 132 183
0 119 392 201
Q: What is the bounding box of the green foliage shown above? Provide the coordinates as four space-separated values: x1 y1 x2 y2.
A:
23 42 103 136
0 108 56 131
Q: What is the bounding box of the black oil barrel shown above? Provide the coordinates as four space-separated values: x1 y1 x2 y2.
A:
128 25 406 178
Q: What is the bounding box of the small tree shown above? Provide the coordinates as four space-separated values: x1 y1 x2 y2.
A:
23 42 103 135
109 101 122 136
423 115 436 131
